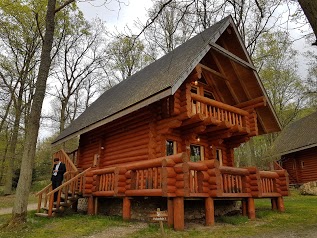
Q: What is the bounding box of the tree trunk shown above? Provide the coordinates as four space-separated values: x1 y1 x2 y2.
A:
8 0 57 226
298 0 317 45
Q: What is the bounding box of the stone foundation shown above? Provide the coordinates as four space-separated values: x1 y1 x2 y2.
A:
78 197 240 221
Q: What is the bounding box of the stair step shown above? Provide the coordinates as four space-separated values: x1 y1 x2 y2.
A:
42 207 58 212
35 212 54 217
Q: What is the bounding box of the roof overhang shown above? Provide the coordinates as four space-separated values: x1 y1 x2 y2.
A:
52 88 172 146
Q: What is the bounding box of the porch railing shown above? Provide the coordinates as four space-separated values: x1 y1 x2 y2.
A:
191 93 248 127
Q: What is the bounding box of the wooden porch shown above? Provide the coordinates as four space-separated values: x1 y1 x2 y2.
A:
36 150 289 230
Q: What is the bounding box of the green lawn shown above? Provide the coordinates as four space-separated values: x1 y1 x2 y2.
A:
0 189 316 238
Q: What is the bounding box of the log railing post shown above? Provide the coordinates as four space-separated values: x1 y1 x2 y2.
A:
205 197 214 226
123 197 131 220
173 197 184 231
167 198 174 227
87 196 95 215
247 197 256 220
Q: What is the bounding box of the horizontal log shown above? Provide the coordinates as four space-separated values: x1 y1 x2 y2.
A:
216 193 251 198
163 167 177 178
101 155 149 167
187 162 208 171
259 171 279 179
125 189 163 196
105 148 149 161
165 178 177 186
259 192 281 198
191 93 249 116
175 181 185 188
93 167 116 175
219 166 249 176
93 191 115 196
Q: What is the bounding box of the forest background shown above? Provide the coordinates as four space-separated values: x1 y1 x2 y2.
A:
0 0 317 225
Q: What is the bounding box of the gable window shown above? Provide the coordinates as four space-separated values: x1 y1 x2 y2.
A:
190 144 204 162
166 140 177 156
204 91 215 100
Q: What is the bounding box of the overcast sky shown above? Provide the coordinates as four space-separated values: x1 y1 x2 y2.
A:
77 0 153 32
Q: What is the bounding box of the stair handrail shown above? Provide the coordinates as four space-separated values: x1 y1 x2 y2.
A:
35 183 52 212
54 149 78 172
46 167 91 216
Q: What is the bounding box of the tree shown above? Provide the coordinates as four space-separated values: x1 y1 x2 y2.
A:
0 0 41 195
104 35 152 85
297 0 317 46
50 15 105 132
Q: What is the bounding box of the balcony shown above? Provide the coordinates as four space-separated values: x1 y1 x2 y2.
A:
189 93 250 134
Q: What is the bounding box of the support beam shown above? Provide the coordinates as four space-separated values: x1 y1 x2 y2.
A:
173 197 184 231
241 199 247 216
247 197 256 220
209 42 256 70
167 198 174 227
271 198 277 211
87 196 95 215
205 197 215 226
123 197 131 220
277 196 285 212
198 63 227 80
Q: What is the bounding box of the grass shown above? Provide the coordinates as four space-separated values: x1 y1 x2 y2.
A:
0 189 316 238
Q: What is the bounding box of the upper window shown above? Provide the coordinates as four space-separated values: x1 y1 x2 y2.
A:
204 91 215 100
166 140 177 156
216 149 223 166
190 144 204 162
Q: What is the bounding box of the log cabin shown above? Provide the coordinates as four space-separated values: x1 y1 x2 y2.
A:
272 111 317 185
36 16 289 230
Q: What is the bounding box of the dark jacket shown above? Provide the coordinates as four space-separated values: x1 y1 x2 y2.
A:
51 162 66 181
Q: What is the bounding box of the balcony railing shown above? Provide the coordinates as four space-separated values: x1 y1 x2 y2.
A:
190 93 248 127
88 155 288 200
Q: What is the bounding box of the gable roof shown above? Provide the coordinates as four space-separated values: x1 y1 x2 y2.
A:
52 16 280 146
271 111 317 156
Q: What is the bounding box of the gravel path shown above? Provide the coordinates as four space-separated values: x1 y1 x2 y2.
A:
84 222 148 238
0 203 38 215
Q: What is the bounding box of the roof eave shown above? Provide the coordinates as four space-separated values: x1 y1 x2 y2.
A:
52 88 173 146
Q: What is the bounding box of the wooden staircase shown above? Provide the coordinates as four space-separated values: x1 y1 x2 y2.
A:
35 149 91 217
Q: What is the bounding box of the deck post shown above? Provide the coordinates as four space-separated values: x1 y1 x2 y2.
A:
123 197 131 220
167 198 174 227
205 197 214 226
247 197 256 220
241 199 247 216
277 196 285 212
173 197 184 231
271 198 277 210
87 196 95 215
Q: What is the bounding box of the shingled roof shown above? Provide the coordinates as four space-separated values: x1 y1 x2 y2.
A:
52 16 280 146
271 111 317 156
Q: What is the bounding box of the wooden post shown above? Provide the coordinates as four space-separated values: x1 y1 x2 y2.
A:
87 196 95 215
271 198 277 210
173 197 184 231
241 199 247 216
205 197 214 226
71 199 78 212
167 198 174 227
123 197 131 220
94 197 98 214
247 197 256 220
277 196 285 212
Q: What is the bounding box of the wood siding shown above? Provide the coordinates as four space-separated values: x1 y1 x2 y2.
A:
281 147 317 184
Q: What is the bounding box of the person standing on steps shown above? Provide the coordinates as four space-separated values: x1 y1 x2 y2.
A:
51 158 66 202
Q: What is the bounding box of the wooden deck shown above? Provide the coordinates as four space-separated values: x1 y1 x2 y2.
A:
36 151 289 230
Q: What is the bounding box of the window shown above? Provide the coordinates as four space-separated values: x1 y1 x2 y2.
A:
166 140 177 156
301 161 305 168
204 91 215 100
190 145 204 162
216 149 223 166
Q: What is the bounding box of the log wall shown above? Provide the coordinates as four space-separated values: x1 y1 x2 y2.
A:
282 147 317 184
